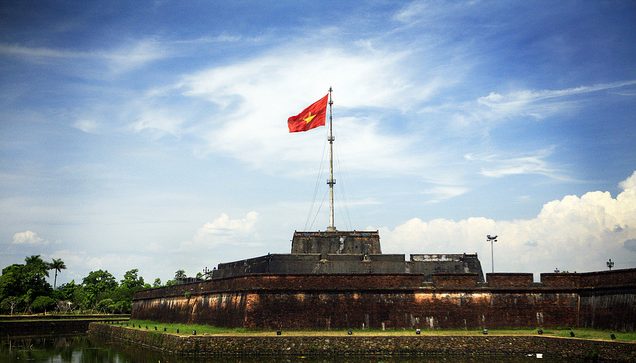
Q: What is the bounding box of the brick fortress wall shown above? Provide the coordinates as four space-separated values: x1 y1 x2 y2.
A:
132 268 636 331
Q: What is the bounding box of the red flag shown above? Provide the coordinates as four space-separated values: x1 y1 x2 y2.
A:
288 94 328 133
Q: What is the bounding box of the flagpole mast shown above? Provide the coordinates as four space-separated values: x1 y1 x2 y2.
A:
327 87 336 232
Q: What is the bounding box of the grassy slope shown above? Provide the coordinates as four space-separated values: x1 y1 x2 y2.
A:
123 320 636 342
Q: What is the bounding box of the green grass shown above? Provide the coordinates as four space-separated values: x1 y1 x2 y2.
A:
118 320 635 341
552 328 636 341
125 319 249 335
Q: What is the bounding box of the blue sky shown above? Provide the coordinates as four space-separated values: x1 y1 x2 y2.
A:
1 1 635 284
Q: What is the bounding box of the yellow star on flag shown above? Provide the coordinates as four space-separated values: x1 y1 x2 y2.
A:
303 112 316 124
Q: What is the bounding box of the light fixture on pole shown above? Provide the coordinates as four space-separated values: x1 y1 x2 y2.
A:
486 235 498 273
607 258 614 271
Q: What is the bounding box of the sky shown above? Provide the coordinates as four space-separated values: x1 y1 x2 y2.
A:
1 1 635 285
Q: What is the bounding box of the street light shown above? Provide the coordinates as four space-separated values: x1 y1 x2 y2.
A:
607 258 614 271
486 235 498 273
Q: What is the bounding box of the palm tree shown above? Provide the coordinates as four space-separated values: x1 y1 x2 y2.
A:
49 258 66 289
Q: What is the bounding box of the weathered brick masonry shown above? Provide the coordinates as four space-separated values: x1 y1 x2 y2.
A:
89 323 636 361
133 268 636 331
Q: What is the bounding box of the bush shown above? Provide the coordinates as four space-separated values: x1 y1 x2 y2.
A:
96 298 115 313
31 296 56 313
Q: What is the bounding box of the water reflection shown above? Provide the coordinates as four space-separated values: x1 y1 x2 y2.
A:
1 335 563 362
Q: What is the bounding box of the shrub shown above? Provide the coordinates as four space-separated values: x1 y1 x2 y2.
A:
31 296 56 313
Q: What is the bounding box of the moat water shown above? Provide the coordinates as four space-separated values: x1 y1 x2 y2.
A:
0 334 566 362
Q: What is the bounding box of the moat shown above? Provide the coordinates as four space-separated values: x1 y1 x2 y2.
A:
0 334 569 363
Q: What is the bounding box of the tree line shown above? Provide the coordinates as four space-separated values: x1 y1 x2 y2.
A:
0 255 192 314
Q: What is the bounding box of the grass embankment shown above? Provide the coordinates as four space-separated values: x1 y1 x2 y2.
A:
120 320 636 342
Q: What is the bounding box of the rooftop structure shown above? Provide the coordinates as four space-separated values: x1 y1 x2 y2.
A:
211 230 484 281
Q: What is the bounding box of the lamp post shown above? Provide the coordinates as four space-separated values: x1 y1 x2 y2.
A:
486 235 498 273
606 258 614 271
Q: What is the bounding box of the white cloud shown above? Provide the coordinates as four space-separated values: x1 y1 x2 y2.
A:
104 39 169 74
478 80 636 110
12 230 47 245
380 171 636 273
159 45 442 176
0 39 170 73
419 80 636 140
72 119 99 134
421 185 469 203
450 80 636 127
129 108 185 137
0 43 85 58
465 147 567 180
619 171 636 191
184 211 260 249
393 1 476 25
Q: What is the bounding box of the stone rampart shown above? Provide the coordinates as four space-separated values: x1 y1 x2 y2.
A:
133 268 636 331
212 252 484 280
88 323 636 361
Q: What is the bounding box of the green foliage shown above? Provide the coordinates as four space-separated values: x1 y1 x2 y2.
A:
174 269 187 280
0 255 161 315
152 278 162 288
120 269 145 290
31 295 56 312
0 296 23 315
54 280 78 301
0 256 52 313
96 298 115 313
165 279 177 286
80 269 117 309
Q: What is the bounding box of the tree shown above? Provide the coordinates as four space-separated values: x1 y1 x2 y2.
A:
174 270 187 280
23 255 52 307
81 270 117 309
96 298 115 313
31 296 56 313
54 280 78 301
25 255 49 278
109 268 147 313
0 258 51 313
49 258 66 289
120 269 145 290
152 278 162 288
0 296 22 315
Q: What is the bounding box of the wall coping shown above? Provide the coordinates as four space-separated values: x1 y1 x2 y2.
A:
133 269 636 301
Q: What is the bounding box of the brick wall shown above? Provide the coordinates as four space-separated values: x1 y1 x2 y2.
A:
133 268 636 330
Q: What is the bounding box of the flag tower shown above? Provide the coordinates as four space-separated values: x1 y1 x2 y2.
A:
286 88 337 231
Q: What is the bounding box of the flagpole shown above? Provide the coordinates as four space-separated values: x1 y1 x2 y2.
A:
327 87 336 232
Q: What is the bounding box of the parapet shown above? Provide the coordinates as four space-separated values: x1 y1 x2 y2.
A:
486 273 534 288
432 273 479 288
540 273 581 288
291 230 381 256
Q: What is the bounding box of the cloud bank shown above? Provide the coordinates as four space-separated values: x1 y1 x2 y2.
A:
381 171 636 273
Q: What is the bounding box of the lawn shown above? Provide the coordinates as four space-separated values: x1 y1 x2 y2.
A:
119 320 635 342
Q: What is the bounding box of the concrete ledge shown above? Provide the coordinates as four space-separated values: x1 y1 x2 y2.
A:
88 323 636 361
